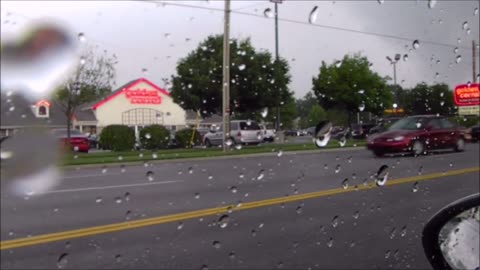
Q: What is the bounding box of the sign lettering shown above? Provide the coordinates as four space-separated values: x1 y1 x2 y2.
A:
124 89 161 104
454 83 480 106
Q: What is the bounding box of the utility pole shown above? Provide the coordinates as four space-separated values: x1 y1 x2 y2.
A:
222 0 231 152
473 40 477 83
386 54 401 114
274 1 280 132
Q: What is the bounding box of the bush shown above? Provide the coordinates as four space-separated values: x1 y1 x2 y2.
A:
99 125 135 151
450 116 480 128
175 128 201 148
139 125 170 150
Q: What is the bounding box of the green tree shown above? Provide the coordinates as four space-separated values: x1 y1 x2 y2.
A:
296 91 318 128
402 83 455 115
312 53 393 124
55 47 116 140
307 104 327 126
171 35 293 121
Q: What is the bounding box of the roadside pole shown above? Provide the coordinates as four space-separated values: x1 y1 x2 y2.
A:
222 0 231 152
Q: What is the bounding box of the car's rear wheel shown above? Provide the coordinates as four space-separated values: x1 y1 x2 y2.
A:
205 139 212 148
412 140 425 156
454 138 465 152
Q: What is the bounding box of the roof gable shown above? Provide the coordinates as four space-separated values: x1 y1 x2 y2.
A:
92 78 170 110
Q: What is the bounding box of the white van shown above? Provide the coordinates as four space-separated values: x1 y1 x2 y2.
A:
203 120 264 147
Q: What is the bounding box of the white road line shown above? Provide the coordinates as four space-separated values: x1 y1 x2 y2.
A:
43 180 184 194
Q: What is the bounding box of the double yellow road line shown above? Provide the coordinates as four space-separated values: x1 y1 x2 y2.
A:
1 166 478 251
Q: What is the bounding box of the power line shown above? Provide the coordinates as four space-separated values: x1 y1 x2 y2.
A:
140 0 473 51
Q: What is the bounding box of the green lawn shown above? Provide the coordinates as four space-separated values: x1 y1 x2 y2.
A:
63 139 367 166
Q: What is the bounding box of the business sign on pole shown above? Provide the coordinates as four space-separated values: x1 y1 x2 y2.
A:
458 105 480 116
454 83 480 106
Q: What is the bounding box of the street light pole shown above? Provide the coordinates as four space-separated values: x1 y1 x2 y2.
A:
222 0 231 152
386 54 401 114
271 0 282 132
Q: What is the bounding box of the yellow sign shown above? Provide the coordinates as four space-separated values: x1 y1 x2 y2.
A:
384 108 405 114
458 105 480 116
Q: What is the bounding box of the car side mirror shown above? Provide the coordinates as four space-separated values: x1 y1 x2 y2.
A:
422 193 479 270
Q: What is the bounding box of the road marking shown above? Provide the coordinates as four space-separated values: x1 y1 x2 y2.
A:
1 166 478 250
62 173 126 179
42 180 184 194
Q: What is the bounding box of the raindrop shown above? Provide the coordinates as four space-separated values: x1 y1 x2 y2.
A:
201 264 209 270
338 137 347 147
314 121 332 148
358 103 365 112
118 156 123 161
101 166 107 174
462 21 468 30
146 171 154 181
256 169 265 180
418 166 423 175
331 215 339 227
296 205 303 214
212 240 221 249
400 225 407 237
115 254 122 263
142 68 148 75
375 165 389 187
440 101 444 106
230 186 238 193
264 8 273 18
454 47 459 54
239 173 244 179
115 197 123 204
79 57 86 65
412 181 419 192
228 252 235 259
327 237 334 247
120 164 126 173
377 0 384 4
403 54 409 62
238 64 246 71
455 55 461 64
145 133 151 139
177 222 184 230
389 227 396 239
427 0 436 9
125 210 132 220
412 40 420 50
334 164 341 174
358 89 365 94
225 138 234 147
440 92 444 97
385 250 391 259
189 167 194 174
95 197 103 203
260 107 268 118
334 60 342 68
152 153 158 159
57 253 69 269
353 210 360 219
475 8 479 15
194 193 200 199
308 6 319 24
341 178 349 189
218 215 229 228
78 32 86 42
124 192 130 201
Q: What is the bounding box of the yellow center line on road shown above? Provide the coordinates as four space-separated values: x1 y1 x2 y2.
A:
1 166 479 251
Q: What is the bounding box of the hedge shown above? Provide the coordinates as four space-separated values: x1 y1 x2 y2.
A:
99 125 135 151
175 128 201 148
139 125 170 150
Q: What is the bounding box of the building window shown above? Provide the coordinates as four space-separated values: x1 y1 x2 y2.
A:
35 100 50 118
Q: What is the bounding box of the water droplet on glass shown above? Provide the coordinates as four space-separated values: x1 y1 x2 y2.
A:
462 21 468 30
146 171 154 181
277 150 283 157
229 251 235 259
256 169 265 180
375 165 389 187
334 164 341 174
177 222 184 230
264 8 273 18
238 64 246 71
124 192 130 201
115 254 122 263
296 205 303 214
95 197 103 203
358 103 365 112
308 6 319 24
412 181 419 192
260 107 268 118
327 237 334 247
385 250 391 259
390 227 396 239
145 133 151 139
212 240 221 249
230 186 238 193
314 121 332 148
194 193 200 199
358 89 365 94
334 60 342 68
218 214 229 228
125 210 132 220
400 225 407 237
331 215 339 227
403 54 409 62
377 0 384 4
101 166 107 174
115 197 123 204
338 137 347 147
120 164 126 173
418 166 423 175
412 40 420 50
475 8 479 15
78 32 86 42
79 57 86 65
353 210 360 219
57 253 69 268
454 47 459 54
455 55 461 64
428 0 436 9
341 178 349 189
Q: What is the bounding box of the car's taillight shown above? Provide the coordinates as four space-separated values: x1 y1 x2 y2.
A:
237 131 241 137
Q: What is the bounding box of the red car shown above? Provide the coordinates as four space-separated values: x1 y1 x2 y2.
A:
51 128 90 153
367 115 466 157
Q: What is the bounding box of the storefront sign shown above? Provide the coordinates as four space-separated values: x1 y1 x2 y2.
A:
454 83 480 106
124 89 161 104
458 105 480 116
35 99 51 107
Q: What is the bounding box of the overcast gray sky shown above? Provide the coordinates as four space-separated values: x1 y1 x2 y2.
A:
1 0 479 98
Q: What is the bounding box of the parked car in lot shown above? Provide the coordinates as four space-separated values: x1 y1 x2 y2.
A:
285 129 300 136
259 124 276 142
367 115 466 157
470 124 480 142
351 123 376 139
51 128 90 153
203 120 263 147
331 126 351 140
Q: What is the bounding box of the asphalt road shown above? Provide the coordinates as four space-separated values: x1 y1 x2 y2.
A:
1 144 479 269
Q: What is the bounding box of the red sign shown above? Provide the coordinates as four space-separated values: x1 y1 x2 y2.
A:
124 89 161 104
35 99 51 107
454 83 480 106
